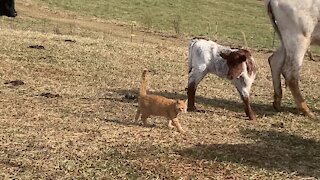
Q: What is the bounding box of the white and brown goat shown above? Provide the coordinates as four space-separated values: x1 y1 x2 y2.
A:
187 38 257 120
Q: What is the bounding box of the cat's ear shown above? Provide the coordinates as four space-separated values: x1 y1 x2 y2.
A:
179 99 187 103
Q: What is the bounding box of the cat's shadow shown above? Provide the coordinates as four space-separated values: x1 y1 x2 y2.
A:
102 117 161 129
114 89 300 118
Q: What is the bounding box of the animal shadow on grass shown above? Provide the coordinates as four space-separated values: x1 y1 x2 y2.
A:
103 118 146 128
178 129 320 178
115 89 281 118
103 117 162 130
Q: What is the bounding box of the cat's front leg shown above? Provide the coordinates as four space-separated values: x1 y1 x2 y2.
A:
172 118 185 133
168 120 175 128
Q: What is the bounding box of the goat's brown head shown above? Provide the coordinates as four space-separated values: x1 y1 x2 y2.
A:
220 49 252 80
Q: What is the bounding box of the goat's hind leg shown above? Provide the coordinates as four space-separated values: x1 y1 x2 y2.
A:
282 39 315 118
187 70 207 112
286 78 315 118
268 47 285 111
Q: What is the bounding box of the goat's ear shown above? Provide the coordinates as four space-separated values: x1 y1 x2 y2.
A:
239 54 247 62
219 52 229 60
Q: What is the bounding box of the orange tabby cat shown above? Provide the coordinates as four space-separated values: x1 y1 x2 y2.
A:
135 69 187 133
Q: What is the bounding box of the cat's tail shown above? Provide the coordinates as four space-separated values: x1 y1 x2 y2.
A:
139 69 148 96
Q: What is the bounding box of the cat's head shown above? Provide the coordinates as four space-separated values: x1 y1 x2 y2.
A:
175 99 188 113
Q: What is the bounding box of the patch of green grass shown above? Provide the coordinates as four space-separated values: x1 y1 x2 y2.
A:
38 0 277 48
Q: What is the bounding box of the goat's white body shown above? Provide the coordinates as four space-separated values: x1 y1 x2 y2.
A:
187 38 257 120
188 39 230 78
188 39 256 98
265 0 319 118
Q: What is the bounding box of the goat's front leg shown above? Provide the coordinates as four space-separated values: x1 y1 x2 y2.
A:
234 77 256 120
280 36 315 119
187 69 207 112
241 96 256 120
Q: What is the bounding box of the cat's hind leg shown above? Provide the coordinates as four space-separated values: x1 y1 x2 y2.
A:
141 114 149 126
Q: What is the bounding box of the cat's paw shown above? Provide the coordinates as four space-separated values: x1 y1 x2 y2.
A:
178 129 186 134
168 125 175 129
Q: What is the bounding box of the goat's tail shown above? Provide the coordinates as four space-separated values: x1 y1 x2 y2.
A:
139 69 148 96
188 38 199 74
267 0 283 46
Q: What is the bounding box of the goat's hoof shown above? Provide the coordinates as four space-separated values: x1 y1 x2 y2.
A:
273 101 282 112
248 115 257 121
302 111 316 119
246 112 257 121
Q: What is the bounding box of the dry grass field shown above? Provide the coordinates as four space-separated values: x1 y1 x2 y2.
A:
0 0 319 179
